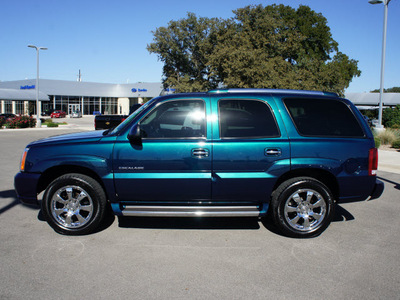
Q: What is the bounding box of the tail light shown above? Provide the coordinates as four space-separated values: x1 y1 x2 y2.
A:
368 148 378 176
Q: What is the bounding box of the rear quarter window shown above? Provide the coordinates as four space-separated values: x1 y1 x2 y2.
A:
284 98 365 138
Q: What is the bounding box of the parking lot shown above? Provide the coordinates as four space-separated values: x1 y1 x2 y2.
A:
1 121 400 299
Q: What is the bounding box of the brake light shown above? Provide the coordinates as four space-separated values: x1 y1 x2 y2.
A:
368 148 378 176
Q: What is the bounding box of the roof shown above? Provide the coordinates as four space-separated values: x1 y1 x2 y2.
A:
0 88 49 101
0 79 164 98
345 93 400 106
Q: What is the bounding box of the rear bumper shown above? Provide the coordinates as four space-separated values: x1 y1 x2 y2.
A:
14 172 41 206
370 179 384 200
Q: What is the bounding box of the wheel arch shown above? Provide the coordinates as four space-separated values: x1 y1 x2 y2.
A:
272 168 339 201
37 165 109 200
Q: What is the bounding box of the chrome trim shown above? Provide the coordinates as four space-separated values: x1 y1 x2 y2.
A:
121 205 261 217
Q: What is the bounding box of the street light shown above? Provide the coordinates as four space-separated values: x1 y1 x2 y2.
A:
369 0 391 129
28 45 47 127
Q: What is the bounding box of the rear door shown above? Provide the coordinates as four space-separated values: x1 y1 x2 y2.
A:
211 95 290 203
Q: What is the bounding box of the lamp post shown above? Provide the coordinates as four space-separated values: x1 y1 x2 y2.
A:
28 45 47 127
368 0 391 129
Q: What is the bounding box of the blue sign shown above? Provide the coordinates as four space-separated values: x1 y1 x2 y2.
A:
166 88 176 92
131 88 147 93
20 85 35 90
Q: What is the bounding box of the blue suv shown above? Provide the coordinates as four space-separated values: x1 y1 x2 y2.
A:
14 89 384 237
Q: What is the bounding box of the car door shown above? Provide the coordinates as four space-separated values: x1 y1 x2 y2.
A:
113 98 212 203
211 96 290 203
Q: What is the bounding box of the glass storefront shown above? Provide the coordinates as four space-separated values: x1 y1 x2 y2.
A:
49 96 119 115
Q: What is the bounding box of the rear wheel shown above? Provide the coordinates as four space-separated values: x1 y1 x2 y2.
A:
41 173 107 235
271 177 335 238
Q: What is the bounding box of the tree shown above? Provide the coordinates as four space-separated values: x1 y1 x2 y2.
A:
147 13 222 92
371 87 400 93
148 4 361 95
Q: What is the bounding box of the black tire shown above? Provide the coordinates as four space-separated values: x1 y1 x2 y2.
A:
41 173 107 235
270 177 335 238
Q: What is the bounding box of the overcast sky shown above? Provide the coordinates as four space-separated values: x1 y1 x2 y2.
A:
1 0 399 93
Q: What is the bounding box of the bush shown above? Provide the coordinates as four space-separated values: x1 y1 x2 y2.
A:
375 128 400 145
0 116 5 128
5 116 36 128
392 139 400 149
374 137 381 148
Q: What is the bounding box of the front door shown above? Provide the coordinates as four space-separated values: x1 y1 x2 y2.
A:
113 98 212 203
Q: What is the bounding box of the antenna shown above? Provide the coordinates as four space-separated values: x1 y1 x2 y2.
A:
77 69 82 82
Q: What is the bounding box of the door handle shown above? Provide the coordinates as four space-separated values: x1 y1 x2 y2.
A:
192 148 209 158
265 148 282 156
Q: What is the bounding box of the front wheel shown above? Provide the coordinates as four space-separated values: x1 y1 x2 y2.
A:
41 173 107 235
270 177 335 238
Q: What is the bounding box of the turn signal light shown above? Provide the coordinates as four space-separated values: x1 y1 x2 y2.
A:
20 148 29 172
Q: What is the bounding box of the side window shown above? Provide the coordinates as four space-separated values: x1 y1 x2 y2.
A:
140 100 206 139
219 99 280 139
284 98 365 138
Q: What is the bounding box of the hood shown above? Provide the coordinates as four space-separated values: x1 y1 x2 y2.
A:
28 130 105 147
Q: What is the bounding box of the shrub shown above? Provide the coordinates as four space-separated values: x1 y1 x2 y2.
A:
392 139 400 149
46 122 59 127
0 116 5 128
375 128 399 145
5 116 36 128
374 137 381 148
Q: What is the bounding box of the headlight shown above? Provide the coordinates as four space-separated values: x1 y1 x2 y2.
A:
20 148 29 172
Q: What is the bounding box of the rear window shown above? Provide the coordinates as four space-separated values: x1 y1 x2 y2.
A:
284 98 365 138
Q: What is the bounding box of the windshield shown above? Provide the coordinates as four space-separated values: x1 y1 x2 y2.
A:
109 97 158 135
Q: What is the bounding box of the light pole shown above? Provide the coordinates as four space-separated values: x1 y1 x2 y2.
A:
369 0 391 129
28 45 47 127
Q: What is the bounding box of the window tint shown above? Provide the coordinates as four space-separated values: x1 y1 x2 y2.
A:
140 100 206 139
284 98 365 137
219 100 279 138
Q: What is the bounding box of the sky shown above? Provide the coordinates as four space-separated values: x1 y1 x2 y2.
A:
0 0 399 93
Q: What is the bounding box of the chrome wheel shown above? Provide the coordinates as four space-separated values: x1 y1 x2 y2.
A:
284 188 327 232
50 185 94 229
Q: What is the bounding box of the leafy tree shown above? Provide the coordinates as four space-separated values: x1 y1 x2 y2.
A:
147 13 222 92
148 4 361 95
371 87 400 93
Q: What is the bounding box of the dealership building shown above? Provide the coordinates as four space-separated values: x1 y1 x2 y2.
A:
1 78 399 116
0 79 164 116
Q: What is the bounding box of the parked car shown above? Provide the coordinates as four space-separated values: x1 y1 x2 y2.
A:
50 110 66 118
94 104 142 130
0 113 16 120
14 89 383 238
70 110 82 118
41 109 55 116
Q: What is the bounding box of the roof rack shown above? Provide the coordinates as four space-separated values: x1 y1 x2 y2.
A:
208 88 338 97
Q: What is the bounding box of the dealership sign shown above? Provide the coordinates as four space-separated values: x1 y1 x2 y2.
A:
131 88 148 93
20 85 35 90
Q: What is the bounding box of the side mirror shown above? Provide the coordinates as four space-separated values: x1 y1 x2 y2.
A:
127 125 142 146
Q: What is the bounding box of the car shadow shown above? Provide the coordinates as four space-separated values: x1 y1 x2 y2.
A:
0 189 39 215
378 176 400 191
118 216 260 230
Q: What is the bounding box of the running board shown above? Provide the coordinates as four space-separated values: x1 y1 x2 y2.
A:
121 205 261 217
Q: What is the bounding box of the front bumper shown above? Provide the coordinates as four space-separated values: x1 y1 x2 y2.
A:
14 172 41 206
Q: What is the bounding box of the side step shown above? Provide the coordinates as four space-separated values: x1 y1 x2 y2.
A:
121 205 261 217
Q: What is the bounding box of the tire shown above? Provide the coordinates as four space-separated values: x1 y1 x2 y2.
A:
270 177 335 238
41 173 107 235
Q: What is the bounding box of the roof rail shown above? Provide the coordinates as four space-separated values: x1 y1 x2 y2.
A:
208 88 338 97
